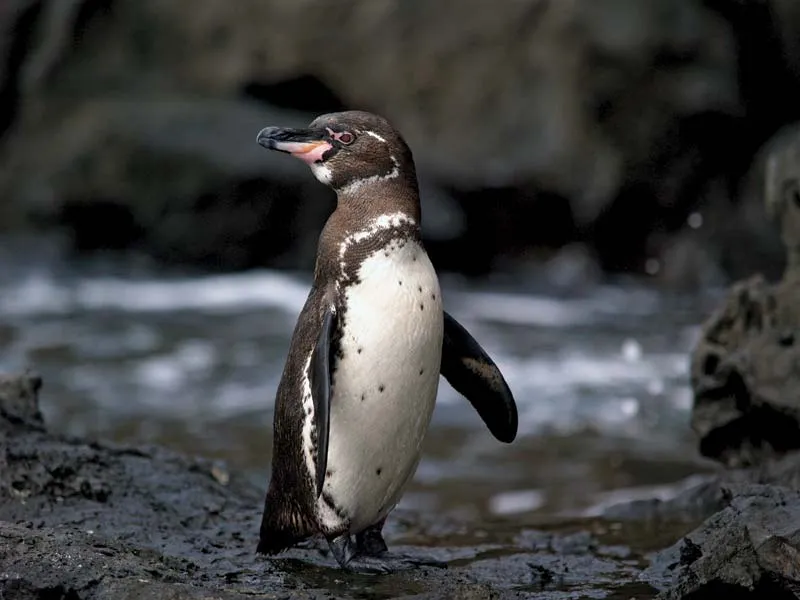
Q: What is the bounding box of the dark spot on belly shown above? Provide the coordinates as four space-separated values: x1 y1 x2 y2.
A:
322 492 349 520
361 393 365 402
306 406 312 415
419 368 424 375
398 280 402 286
326 469 334 478
413 256 417 262
378 384 385 393
432 293 436 300
376 468 382 476
384 252 389 257
418 285 422 292
420 303 424 311
357 347 363 354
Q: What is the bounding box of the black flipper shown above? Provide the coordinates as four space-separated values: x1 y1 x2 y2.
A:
310 304 336 497
440 311 518 443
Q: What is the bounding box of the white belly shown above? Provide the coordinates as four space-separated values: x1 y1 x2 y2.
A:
316 239 443 533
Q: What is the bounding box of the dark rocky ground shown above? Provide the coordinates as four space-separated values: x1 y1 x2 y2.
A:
2 0 800 285
0 371 660 600
2 366 800 599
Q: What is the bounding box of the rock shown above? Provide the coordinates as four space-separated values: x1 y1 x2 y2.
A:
600 450 800 522
600 450 800 597
690 135 800 467
600 474 728 524
592 450 800 596
0 369 43 428
0 0 746 274
711 121 800 284
0 0 39 136
644 484 800 599
0 371 650 599
771 0 800 77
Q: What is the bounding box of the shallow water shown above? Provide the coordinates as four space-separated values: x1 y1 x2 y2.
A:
0 237 723 525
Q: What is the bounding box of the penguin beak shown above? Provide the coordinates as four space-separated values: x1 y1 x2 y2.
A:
257 127 332 165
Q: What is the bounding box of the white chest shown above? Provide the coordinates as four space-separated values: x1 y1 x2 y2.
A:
316 238 443 533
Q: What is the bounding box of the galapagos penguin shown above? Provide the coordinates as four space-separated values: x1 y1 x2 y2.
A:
255 111 517 572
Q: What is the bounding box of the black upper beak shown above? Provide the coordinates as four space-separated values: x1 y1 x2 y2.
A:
256 127 324 152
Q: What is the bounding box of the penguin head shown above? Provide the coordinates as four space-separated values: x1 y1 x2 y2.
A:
257 111 417 195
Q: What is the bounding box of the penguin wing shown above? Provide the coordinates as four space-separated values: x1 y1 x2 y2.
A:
310 303 336 497
440 311 518 443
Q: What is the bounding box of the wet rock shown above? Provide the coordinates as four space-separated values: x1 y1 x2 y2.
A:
644 484 800 599
603 451 800 597
601 450 800 524
690 132 800 467
0 368 43 428
0 371 651 599
600 474 728 524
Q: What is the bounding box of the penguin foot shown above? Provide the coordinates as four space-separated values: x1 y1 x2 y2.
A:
326 533 358 569
348 552 446 573
326 534 393 573
382 552 448 569
326 533 446 573
344 555 394 574
355 522 389 556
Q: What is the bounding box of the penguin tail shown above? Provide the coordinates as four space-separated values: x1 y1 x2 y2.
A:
256 527 306 555
256 497 314 555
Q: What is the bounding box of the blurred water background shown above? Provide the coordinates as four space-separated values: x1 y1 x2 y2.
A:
0 237 722 521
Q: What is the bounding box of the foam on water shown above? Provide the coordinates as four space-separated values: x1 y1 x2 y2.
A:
445 286 663 326
0 270 310 316
0 265 719 448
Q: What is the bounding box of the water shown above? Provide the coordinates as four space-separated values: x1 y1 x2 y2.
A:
0 238 723 524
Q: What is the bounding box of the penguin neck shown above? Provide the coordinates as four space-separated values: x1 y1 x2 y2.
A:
314 177 423 283
334 175 421 226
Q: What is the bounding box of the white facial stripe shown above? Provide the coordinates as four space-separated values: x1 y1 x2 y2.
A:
364 130 387 143
336 154 400 196
310 163 332 185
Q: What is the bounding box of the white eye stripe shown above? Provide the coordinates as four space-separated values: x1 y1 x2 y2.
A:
364 131 387 143
336 157 400 195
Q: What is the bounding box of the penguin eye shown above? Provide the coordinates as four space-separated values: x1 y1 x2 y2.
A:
336 131 355 145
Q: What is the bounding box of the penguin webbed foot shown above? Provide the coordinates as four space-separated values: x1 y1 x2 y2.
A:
349 552 447 573
326 532 445 573
327 533 358 569
356 523 389 556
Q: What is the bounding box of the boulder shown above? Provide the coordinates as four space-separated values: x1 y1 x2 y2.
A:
609 451 800 598
644 484 800 599
690 123 800 467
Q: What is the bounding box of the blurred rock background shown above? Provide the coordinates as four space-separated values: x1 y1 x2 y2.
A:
1 0 799 286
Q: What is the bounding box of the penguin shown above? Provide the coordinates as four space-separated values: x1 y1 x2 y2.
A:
254 111 518 572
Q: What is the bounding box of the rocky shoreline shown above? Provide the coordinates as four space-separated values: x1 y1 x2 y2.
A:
1 370 799 599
